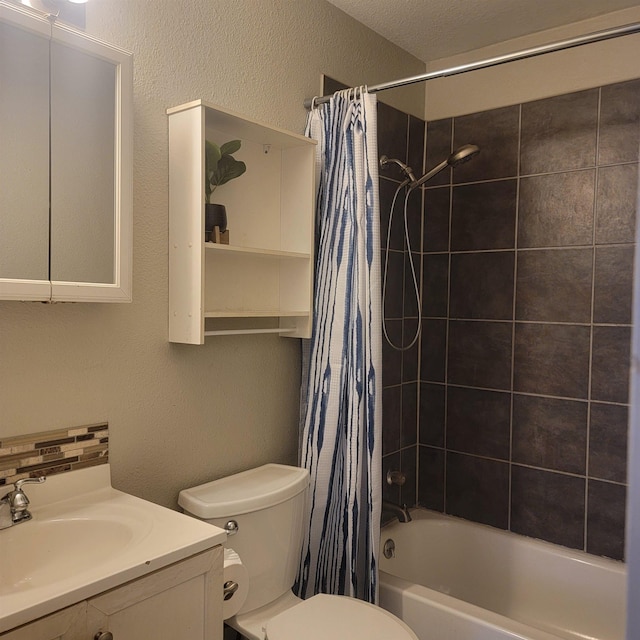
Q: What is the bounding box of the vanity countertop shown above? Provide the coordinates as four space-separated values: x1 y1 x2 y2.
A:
0 464 226 633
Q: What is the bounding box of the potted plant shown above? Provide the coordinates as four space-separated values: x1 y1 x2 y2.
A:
205 139 247 243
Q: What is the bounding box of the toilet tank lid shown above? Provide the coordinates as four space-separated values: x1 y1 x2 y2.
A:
178 464 309 518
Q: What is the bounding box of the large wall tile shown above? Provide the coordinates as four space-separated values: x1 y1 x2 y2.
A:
450 251 515 320
448 320 512 389
512 394 588 474
383 249 404 319
598 79 640 165
402 318 420 382
451 180 517 251
518 171 595 248
400 446 418 507
520 89 598 174
452 106 519 182
589 403 628 484
511 466 585 550
591 326 631 404
408 115 426 177
587 480 626 560
419 383 445 447
378 101 408 177
402 382 418 448
447 386 511 459
382 318 402 387
593 245 635 324
382 385 402 455
422 253 449 318
446 452 509 529
516 248 593 323
514 323 590 398
420 318 447 383
380 178 407 250
425 119 452 187
418 446 445 511
423 187 450 252
595 164 638 245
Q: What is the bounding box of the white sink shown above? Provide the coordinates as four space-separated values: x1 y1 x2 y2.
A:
0 465 226 633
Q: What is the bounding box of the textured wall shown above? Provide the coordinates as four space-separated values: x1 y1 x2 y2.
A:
0 0 424 508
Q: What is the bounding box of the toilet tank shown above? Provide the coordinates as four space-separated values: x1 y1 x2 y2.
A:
178 464 309 614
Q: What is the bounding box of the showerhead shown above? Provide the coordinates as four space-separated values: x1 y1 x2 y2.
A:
410 143 480 189
448 144 480 167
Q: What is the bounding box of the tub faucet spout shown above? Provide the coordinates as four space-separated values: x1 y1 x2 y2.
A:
382 500 412 523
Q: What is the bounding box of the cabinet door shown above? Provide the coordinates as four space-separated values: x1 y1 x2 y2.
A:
0 5 51 300
0 603 87 640
87 548 223 640
0 2 132 303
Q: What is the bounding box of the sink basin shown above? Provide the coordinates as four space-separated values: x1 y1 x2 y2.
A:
0 464 226 633
1 517 141 595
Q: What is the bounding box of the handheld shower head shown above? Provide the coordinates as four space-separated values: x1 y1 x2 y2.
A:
448 144 480 167
410 144 480 189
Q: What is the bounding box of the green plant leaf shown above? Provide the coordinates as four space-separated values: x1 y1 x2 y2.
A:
212 156 247 187
206 139 246 197
205 140 222 172
220 139 241 156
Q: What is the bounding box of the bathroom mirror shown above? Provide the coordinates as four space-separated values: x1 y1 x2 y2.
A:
0 1 132 302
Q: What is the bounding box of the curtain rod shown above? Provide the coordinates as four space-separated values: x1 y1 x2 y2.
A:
303 21 640 109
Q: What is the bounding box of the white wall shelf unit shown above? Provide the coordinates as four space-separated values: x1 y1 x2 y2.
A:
167 100 316 343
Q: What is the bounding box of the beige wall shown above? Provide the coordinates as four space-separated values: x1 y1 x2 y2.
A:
424 6 640 120
0 0 424 507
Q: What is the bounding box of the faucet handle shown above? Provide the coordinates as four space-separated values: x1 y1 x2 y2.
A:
14 477 46 491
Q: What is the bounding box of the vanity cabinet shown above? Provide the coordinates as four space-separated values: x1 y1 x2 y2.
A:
0 548 223 640
167 100 316 341
0 1 133 302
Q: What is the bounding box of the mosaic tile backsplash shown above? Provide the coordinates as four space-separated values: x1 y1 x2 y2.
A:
0 424 109 486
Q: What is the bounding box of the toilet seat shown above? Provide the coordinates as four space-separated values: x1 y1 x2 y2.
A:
264 593 418 640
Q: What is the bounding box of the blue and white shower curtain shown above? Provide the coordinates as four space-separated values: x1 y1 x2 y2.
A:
296 88 382 604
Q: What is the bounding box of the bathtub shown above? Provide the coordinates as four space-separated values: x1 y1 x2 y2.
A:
379 509 626 640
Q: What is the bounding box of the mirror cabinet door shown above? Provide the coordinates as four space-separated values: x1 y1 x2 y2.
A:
0 12 51 299
50 39 116 285
0 2 132 303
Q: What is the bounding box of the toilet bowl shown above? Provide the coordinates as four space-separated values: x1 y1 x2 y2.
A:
178 463 418 640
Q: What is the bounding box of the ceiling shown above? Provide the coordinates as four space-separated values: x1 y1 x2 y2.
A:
326 0 640 62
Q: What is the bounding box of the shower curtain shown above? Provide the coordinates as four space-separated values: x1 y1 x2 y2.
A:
296 88 382 604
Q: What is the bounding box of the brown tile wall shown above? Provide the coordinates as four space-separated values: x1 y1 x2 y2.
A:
419 79 639 561
0 423 109 486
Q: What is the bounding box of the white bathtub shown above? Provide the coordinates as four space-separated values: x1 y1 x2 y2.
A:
379 509 626 640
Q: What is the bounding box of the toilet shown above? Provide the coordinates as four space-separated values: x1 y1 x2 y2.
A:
178 463 418 640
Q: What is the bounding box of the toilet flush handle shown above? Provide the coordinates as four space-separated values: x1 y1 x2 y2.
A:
224 520 238 536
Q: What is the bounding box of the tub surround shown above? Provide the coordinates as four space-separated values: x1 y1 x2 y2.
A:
417 79 638 561
0 424 109 487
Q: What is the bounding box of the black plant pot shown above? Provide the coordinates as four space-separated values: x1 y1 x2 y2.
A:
205 203 227 233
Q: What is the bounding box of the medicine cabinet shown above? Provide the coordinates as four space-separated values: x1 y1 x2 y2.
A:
167 100 316 342
0 0 133 302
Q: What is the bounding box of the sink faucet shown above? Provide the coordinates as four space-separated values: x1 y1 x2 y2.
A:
382 500 412 523
0 477 46 530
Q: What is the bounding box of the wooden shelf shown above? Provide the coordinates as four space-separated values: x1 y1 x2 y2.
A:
204 243 310 260
168 100 316 343
204 310 309 318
